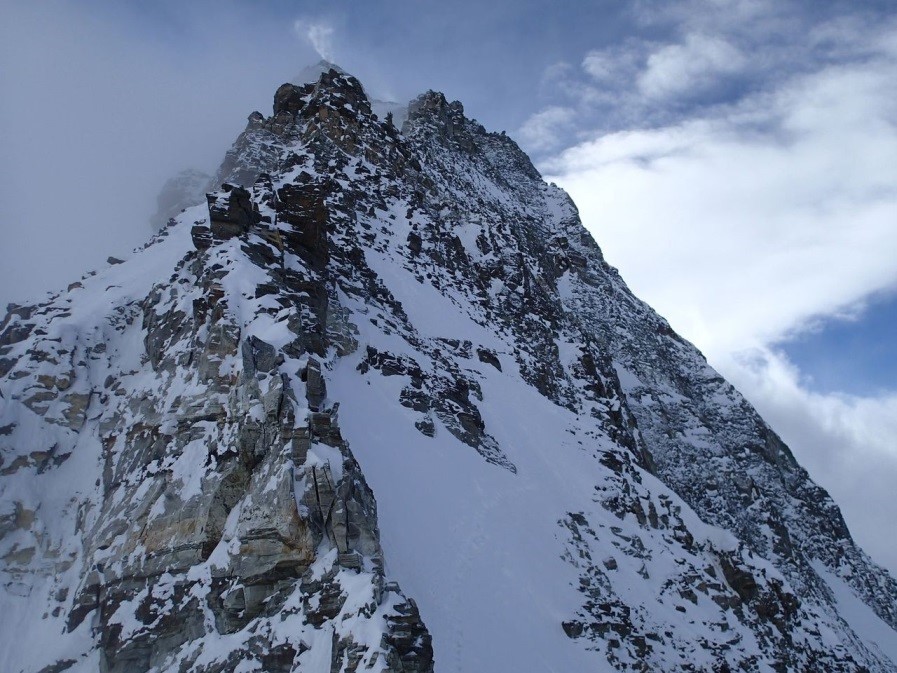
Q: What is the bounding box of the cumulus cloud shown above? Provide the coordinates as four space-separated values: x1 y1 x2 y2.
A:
545 21 897 573
582 51 616 81
582 47 641 83
294 18 336 62
517 106 576 152
638 33 745 99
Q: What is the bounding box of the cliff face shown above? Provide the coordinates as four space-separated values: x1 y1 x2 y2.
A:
1 68 895 673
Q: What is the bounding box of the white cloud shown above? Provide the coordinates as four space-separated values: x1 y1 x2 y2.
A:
638 33 745 99
581 43 646 90
517 106 576 153
547 56 897 359
582 51 616 81
582 51 617 82
540 61 575 86
582 48 638 83
294 19 336 62
545 32 897 573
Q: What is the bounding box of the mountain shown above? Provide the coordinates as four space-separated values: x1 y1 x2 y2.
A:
290 60 407 127
1 66 895 673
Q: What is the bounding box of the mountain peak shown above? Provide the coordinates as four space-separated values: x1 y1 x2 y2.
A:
274 67 371 118
2 68 896 673
290 59 348 86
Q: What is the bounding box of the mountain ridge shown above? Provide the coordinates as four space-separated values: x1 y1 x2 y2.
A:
1 65 895 673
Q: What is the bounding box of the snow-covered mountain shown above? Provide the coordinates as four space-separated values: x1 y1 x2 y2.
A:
290 60 407 127
2 66 895 673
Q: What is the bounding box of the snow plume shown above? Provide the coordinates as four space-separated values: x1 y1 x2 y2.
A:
294 18 336 62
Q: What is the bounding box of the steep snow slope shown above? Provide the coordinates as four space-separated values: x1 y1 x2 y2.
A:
1 66 895 673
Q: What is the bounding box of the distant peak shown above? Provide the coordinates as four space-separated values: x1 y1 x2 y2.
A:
406 90 485 145
408 90 457 112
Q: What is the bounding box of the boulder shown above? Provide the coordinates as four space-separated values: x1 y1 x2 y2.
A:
207 184 260 239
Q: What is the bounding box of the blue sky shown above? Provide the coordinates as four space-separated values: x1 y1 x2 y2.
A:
780 291 897 396
1 0 896 572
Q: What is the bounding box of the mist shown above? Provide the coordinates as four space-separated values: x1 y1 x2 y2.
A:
0 2 324 307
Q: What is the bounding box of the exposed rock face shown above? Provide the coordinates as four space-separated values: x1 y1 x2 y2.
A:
1 66 895 673
205 183 261 239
